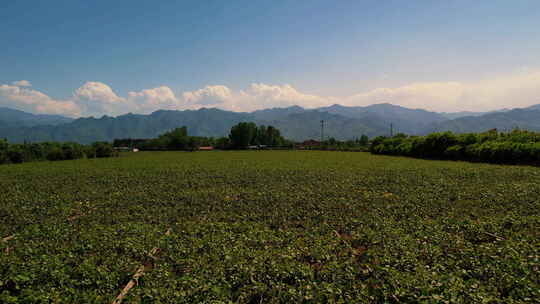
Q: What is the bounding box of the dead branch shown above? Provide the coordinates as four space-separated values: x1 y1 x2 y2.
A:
1 235 15 242
111 228 172 304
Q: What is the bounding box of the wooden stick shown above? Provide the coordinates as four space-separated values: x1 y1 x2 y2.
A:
111 229 171 304
1 235 15 242
68 207 97 222
483 231 505 241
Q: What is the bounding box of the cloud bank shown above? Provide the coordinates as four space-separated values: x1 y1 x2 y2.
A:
2 69 540 117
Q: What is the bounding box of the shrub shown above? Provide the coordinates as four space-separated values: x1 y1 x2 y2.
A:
7 146 25 164
370 130 540 165
444 145 464 160
62 143 84 160
93 142 116 158
46 147 65 161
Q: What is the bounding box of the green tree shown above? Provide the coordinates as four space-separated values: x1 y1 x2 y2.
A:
163 127 189 150
215 137 231 149
358 134 369 146
7 145 25 163
46 147 65 161
229 122 258 148
0 139 8 164
93 142 116 158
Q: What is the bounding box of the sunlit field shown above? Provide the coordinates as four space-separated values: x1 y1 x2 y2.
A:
1 151 538 303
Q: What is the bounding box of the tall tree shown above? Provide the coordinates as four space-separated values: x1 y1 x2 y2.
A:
229 122 258 148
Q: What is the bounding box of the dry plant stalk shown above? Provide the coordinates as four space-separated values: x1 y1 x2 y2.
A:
2 235 15 242
111 229 172 304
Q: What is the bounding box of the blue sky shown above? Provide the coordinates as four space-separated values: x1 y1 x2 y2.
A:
2 1 540 116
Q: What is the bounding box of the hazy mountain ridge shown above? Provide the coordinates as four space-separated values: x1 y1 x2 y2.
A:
2 103 540 143
0 107 74 128
426 108 540 134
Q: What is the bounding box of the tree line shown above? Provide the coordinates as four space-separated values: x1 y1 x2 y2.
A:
0 140 117 165
114 122 292 150
370 129 540 164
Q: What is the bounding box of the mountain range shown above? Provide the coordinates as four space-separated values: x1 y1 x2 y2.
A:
2 103 540 143
0 107 73 128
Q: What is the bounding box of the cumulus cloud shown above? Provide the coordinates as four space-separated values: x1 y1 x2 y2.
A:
239 83 334 110
2 69 540 117
181 83 334 112
182 85 232 106
0 84 80 116
11 80 32 87
74 81 124 103
345 82 466 111
344 70 540 112
73 82 128 116
128 86 182 113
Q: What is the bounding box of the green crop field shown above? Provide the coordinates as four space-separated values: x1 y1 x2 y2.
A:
0 151 538 303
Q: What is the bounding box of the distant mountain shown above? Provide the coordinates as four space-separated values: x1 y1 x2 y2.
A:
3 103 540 143
440 111 488 119
252 105 306 120
258 110 387 141
426 109 540 134
525 104 540 111
318 103 447 134
0 108 251 144
0 107 73 128
440 108 511 120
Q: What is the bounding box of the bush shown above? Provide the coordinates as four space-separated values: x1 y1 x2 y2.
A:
7 146 25 164
93 142 116 158
0 140 117 166
444 145 464 160
370 130 540 165
46 147 65 161
62 143 84 160
84 146 97 158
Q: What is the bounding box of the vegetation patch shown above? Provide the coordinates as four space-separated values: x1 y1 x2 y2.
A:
0 151 538 303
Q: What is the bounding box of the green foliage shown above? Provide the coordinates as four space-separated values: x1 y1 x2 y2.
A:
319 137 370 151
93 142 116 158
6 145 24 164
229 122 258 148
62 143 85 160
0 151 538 303
214 137 231 149
46 146 65 161
359 134 369 146
371 129 540 164
0 140 115 165
228 122 288 148
117 127 218 151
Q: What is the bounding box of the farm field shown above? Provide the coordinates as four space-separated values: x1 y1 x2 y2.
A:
0 151 538 303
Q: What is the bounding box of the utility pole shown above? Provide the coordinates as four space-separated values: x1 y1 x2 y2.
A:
390 123 393 137
320 120 325 142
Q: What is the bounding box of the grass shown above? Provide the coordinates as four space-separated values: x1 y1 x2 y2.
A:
0 151 538 303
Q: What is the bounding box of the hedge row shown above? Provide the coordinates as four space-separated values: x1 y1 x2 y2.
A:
0 140 117 165
370 129 540 164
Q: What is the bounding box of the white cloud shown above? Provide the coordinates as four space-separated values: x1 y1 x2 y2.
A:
2 69 540 117
11 80 32 87
345 82 466 111
74 81 124 103
0 84 80 116
127 86 182 113
344 70 540 112
73 82 128 116
239 83 334 110
182 85 232 106
180 83 333 112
